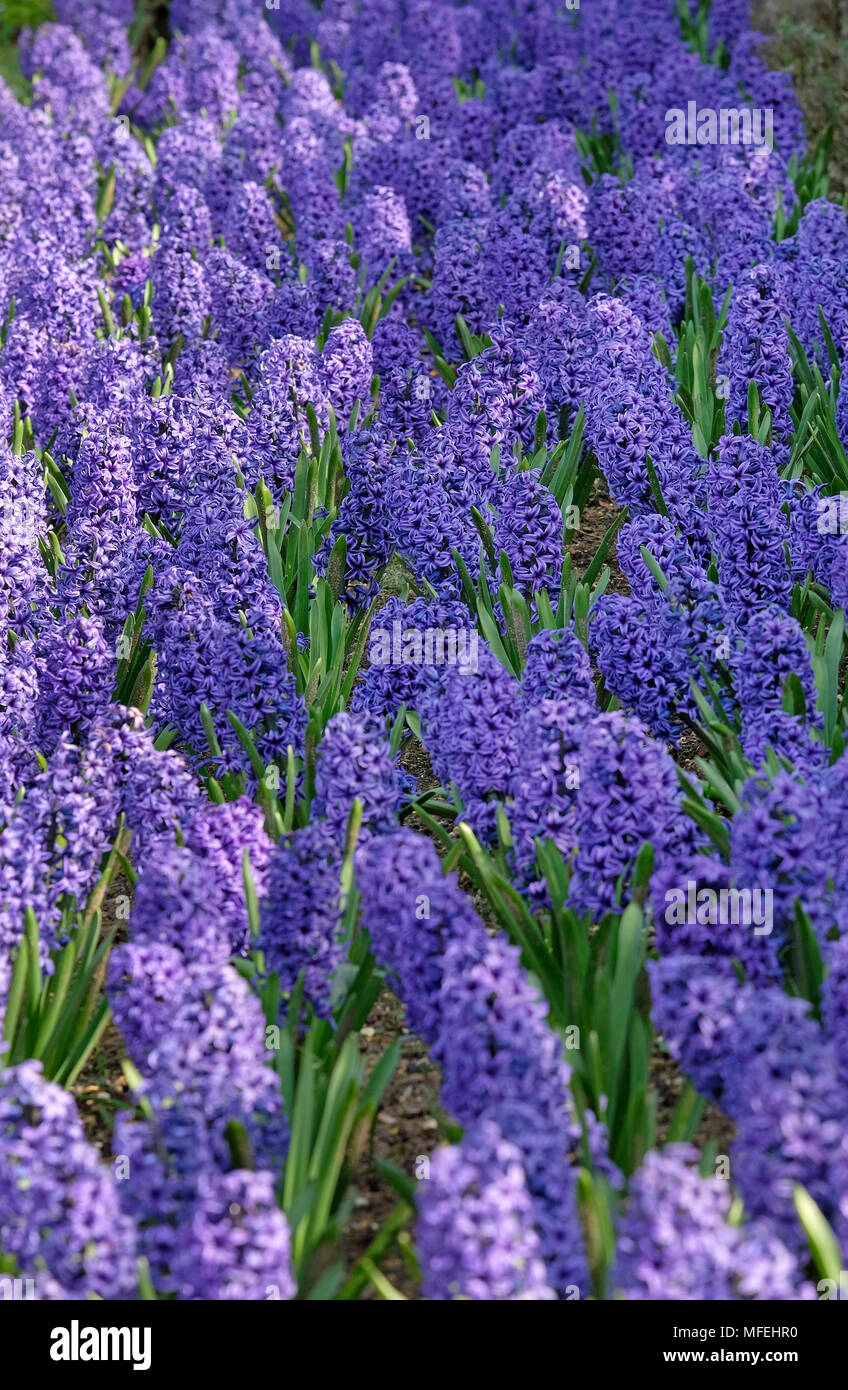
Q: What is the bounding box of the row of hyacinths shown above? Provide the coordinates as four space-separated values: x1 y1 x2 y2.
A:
1 0 847 1299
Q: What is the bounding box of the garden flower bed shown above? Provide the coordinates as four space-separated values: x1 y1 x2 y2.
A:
1 0 847 1306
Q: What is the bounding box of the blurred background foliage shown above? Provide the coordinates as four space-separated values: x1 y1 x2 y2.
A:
0 0 53 36
754 0 848 192
0 0 51 95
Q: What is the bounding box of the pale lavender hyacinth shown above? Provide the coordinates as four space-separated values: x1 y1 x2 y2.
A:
0 1060 137 1299
613 1145 813 1300
416 1119 556 1301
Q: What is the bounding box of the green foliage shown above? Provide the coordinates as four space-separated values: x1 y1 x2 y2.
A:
673 265 731 457
1 829 128 1085
0 0 53 42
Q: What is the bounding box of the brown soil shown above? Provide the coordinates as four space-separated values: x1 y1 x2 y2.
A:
72 1023 131 1154
571 475 629 595
72 875 132 1152
653 1043 736 1158
341 991 440 1299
